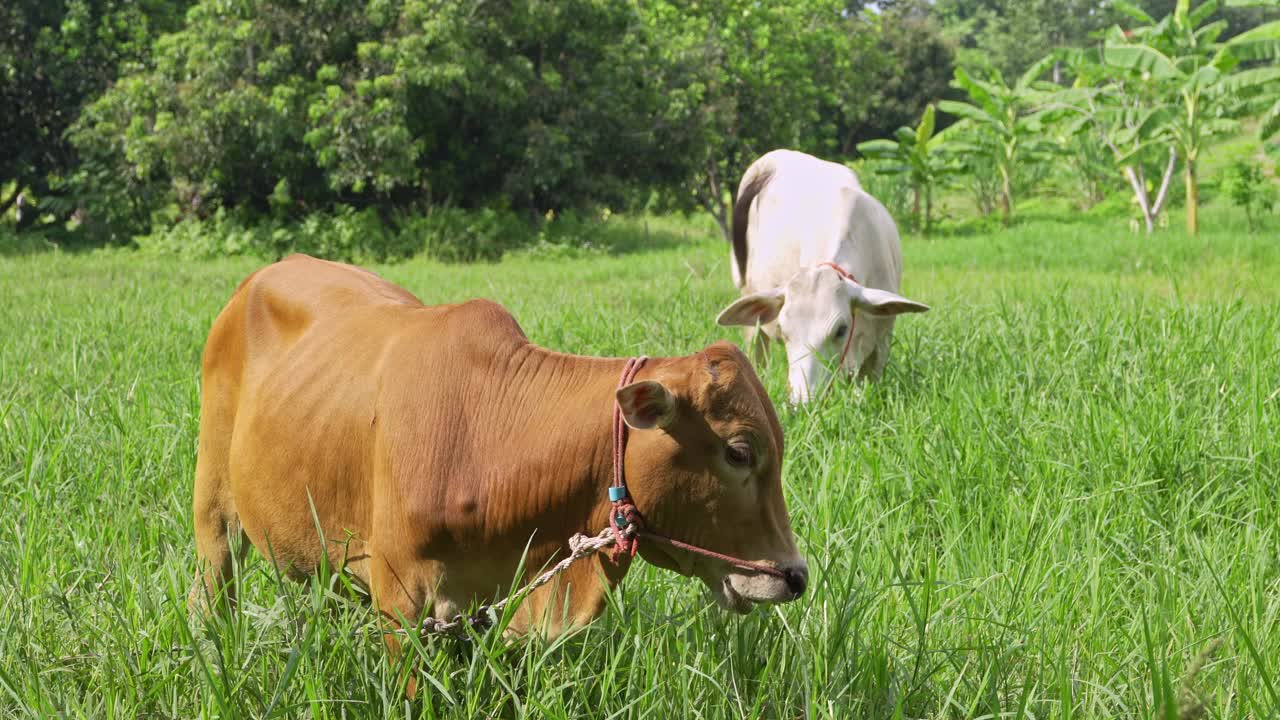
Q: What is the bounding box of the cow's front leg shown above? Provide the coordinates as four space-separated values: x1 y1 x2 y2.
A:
370 555 428 698
189 512 249 615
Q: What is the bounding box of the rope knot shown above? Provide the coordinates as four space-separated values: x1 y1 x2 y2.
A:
568 532 595 556
420 617 453 634
608 500 643 562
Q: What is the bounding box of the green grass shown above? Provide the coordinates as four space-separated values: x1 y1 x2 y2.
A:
1 209 1278 718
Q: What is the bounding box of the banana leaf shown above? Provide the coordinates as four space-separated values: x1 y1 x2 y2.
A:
1260 97 1280 139
1105 44 1180 79
916 104 936 147
938 100 1000 129
1206 66 1280 98
1188 0 1219 29
1113 0 1156 24
855 139 900 159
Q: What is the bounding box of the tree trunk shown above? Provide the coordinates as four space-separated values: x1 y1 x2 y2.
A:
1000 166 1012 225
698 193 730 243
15 192 37 232
924 183 933 235
1123 165 1154 234
701 157 732 243
1184 158 1199 235
911 184 921 229
0 183 22 216
1150 147 1177 219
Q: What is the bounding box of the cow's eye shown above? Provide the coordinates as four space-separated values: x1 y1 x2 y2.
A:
833 324 848 339
725 442 754 468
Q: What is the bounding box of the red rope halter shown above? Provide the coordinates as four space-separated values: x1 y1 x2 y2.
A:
608 357 787 580
819 262 858 369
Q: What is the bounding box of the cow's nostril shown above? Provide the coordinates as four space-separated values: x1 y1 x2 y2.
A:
783 567 808 596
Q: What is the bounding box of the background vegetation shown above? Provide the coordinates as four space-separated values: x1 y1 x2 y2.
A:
4 0 1277 257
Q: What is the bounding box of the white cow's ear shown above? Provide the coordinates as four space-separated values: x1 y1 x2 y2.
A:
848 283 930 317
617 380 677 430
716 288 785 327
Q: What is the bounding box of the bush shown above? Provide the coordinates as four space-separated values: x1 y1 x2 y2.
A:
399 208 536 263
0 224 63 256
1220 159 1276 233
134 206 555 264
849 160 913 225
68 0 697 240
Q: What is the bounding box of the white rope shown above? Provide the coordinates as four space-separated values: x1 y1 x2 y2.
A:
413 525 630 636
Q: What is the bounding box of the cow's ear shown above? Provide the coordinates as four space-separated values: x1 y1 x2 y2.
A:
716 288 785 327
847 282 930 317
616 380 677 430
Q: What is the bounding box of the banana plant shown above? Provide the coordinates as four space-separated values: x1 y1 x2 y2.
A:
855 104 955 234
1045 48 1180 233
1103 0 1280 234
937 57 1062 225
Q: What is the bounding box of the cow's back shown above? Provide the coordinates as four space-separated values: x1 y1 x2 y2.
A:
198 255 447 579
741 150 901 293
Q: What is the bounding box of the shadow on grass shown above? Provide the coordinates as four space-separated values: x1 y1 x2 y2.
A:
593 218 713 256
0 228 85 258
524 213 720 259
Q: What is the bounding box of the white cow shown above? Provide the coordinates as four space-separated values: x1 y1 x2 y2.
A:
716 149 929 404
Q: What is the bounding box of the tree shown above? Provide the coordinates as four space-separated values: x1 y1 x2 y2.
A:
938 59 1060 224
835 1 957 152
929 0 1275 83
1221 159 1276 231
1103 0 1280 234
0 0 189 233
933 0 1114 81
638 0 862 241
1047 48 1180 233
856 104 955 233
71 0 696 236
1132 0 1280 41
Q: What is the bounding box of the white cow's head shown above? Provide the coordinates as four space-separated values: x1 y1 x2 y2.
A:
716 267 928 403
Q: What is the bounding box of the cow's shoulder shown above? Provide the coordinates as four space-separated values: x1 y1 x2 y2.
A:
440 298 525 337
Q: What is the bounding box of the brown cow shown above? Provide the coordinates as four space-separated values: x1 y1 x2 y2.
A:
190 254 807 648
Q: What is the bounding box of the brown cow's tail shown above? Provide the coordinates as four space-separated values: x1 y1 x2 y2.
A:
731 168 773 284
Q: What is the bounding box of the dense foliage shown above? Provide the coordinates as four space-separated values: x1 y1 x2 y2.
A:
862 0 1280 235
52 0 920 244
3 0 1277 252
856 104 955 233
0 0 190 228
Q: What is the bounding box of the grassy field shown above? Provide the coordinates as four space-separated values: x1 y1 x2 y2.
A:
1 210 1278 718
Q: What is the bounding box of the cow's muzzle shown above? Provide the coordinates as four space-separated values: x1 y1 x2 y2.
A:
712 558 808 613
783 565 808 597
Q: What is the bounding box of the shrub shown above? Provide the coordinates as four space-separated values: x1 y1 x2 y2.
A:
1220 159 1276 233
849 160 913 226
399 208 536 263
134 206 548 264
